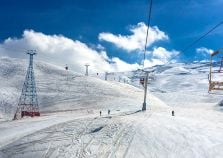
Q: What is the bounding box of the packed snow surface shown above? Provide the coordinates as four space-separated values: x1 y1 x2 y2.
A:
0 58 223 158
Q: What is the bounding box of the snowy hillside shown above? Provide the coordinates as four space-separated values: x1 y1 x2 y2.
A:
1 57 223 158
101 62 223 108
0 57 142 120
146 62 223 110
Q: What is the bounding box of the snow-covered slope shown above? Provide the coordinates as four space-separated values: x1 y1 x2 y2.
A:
0 57 142 120
1 58 223 158
148 62 223 108
101 62 223 108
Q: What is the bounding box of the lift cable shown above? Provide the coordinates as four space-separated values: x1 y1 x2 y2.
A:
182 21 223 54
164 21 223 65
143 0 153 68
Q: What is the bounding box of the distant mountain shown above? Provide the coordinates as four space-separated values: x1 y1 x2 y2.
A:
96 61 222 108
147 62 222 107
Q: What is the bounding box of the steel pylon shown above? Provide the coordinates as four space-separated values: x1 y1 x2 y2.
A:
14 50 40 120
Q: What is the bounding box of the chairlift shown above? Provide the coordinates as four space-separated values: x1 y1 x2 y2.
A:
208 49 223 92
65 65 68 71
218 57 223 73
140 77 145 85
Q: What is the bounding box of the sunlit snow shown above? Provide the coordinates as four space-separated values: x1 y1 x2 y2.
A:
0 57 223 158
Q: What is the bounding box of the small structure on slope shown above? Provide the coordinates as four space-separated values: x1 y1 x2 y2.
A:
13 50 40 120
65 64 68 71
208 49 223 92
85 64 90 76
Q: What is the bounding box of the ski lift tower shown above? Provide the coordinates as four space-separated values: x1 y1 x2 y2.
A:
85 64 90 76
14 50 40 120
141 71 149 111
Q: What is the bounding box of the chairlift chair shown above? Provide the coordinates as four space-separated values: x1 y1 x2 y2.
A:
65 65 68 70
140 77 145 85
208 49 223 92
218 57 223 73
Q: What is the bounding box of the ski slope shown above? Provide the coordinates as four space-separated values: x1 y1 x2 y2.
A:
1 94 223 158
1 57 223 158
149 62 223 108
0 57 142 120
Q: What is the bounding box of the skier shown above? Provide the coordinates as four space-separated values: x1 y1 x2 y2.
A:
108 109 110 115
172 110 175 116
100 111 102 116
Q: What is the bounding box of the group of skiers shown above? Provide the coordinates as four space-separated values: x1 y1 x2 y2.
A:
100 109 110 116
100 109 174 116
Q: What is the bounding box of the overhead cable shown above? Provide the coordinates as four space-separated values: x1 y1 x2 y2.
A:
143 0 153 68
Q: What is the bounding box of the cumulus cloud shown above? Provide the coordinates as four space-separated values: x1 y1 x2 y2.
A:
0 30 140 73
196 47 213 56
98 22 168 52
0 27 179 73
152 47 179 62
110 57 140 72
144 59 165 67
144 47 180 67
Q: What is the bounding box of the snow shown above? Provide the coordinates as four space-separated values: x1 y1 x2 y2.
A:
128 112 223 158
149 62 223 107
1 58 223 158
0 57 141 119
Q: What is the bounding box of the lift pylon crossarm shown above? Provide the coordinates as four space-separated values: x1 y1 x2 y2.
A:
211 49 223 57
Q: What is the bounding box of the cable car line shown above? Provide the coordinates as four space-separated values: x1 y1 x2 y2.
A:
143 0 153 68
181 21 223 53
162 21 223 66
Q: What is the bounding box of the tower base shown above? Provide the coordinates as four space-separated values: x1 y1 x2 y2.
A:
21 111 40 117
142 102 146 111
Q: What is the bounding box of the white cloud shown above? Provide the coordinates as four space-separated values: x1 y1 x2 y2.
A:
0 29 179 73
144 47 180 67
98 22 168 52
152 47 179 63
96 44 105 51
196 47 213 56
0 30 140 73
144 58 165 67
110 57 140 72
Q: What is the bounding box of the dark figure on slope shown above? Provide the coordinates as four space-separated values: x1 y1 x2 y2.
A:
172 110 175 116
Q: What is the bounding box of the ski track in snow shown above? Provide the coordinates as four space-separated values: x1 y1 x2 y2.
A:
1 96 223 158
0 111 139 158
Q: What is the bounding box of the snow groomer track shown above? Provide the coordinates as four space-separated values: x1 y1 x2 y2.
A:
0 110 152 158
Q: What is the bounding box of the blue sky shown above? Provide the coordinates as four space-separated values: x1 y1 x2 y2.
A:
0 0 222 72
